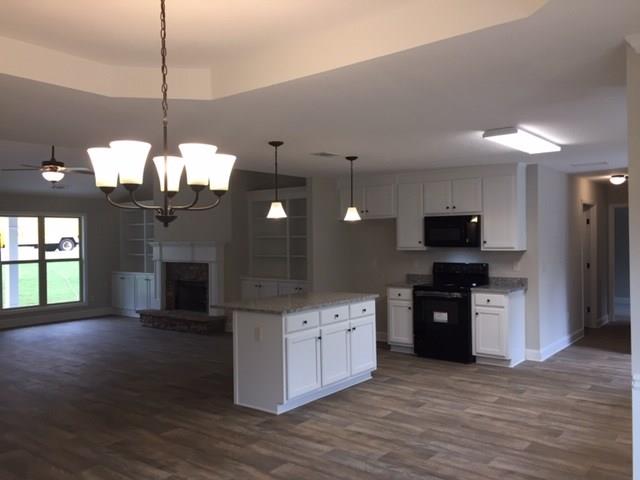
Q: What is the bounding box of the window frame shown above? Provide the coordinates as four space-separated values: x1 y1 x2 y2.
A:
0 213 87 313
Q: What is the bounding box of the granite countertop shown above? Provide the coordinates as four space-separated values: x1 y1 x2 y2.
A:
388 274 527 294
213 292 379 315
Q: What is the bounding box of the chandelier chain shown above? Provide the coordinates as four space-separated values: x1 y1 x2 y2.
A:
160 0 168 126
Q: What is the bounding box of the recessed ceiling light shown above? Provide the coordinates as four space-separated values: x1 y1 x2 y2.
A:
609 174 628 185
483 127 561 154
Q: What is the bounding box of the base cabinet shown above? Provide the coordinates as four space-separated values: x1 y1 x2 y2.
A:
112 272 154 317
387 288 414 353
472 290 525 367
233 299 377 415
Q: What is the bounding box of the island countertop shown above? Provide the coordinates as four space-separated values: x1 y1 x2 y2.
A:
213 292 379 314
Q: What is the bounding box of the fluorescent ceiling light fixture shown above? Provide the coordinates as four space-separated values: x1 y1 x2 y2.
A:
483 127 561 154
609 174 628 185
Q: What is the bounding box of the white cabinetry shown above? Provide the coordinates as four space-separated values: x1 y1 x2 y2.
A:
396 183 425 250
387 287 414 353
472 290 525 367
112 272 155 317
482 164 527 251
339 180 396 219
241 277 308 300
233 299 377 414
423 178 481 214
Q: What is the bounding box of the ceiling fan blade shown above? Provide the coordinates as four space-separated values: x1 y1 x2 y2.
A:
1 168 36 172
20 164 42 170
71 170 95 175
62 167 93 173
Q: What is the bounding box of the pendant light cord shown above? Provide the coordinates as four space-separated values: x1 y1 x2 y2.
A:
350 159 354 207
274 144 279 201
160 0 169 214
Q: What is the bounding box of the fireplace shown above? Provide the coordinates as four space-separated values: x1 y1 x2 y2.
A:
165 263 208 312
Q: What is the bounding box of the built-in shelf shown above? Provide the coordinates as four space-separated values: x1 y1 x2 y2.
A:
120 209 155 273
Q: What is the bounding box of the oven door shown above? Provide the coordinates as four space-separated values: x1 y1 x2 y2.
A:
424 216 480 247
413 290 474 363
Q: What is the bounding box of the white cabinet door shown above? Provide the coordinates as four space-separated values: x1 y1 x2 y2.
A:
388 300 413 346
286 329 322 399
474 306 508 358
396 183 425 250
482 175 517 250
320 322 351 386
241 279 259 300
112 273 135 311
134 274 153 311
258 281 279 298
349 315 377 375
278 281 307 296
451 178 482 213
364 184 396 218
423 180 452 214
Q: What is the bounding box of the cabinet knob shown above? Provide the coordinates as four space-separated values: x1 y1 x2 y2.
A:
317 336 322 341
452 206 456 209
303 320 308 325
418 241 422 244
397 293 401 297
334 313 339 319
361 308 367 313
486 299 491 303
483 241 487 244
475 312 479 316
408 306 412 311
446 206 450 210
352 327 357 331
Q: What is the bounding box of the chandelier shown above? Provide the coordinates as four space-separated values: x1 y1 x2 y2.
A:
87 0 236 227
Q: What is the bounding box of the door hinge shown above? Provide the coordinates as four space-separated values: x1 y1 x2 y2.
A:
586 218 590 225
586 262 590 269
586 306 591 313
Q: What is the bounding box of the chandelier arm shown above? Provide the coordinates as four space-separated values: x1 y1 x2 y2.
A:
104 193 146 210
169 189 201 210
128 190 161 210
178 196 222 211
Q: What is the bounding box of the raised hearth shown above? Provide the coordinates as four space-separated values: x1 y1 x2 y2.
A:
139 309 225 335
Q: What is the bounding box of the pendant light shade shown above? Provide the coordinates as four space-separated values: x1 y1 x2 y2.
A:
267 141 287 219
343 156 361 222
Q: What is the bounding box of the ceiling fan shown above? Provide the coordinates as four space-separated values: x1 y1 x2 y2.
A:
1 145 94 187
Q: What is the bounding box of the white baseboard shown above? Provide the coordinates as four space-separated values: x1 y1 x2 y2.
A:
525 328 584 362
376 331 388 343
0 307 115 331
590 314 610 328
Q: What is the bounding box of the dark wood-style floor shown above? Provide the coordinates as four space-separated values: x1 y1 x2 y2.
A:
0 317 631 479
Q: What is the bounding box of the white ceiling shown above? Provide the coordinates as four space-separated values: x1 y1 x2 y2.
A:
0 0 638 197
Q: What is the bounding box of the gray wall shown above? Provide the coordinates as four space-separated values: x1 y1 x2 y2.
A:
0 193 120 329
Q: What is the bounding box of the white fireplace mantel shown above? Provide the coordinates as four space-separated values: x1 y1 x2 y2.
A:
149 241 224 315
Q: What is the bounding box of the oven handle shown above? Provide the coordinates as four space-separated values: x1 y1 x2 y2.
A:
414 291 466 299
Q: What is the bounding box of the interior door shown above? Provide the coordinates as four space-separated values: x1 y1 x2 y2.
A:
423 180 452 214
349 315 377 374
396 183 425 250
451 178 482 213
474 307 507 358
388 300 413 345
286 330 321 399
320 322 351 385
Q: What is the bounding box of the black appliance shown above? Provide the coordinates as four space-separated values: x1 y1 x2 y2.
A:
424 215 480 247
413 262 489 363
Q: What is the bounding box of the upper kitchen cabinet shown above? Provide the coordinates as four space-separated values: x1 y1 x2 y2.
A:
338 176 396 220
396 183 425 250
423 178 481 215
481 164 527 251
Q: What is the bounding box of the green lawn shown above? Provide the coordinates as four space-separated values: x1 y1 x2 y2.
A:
2 261 80 308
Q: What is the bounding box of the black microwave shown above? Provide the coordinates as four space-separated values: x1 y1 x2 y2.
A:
424 215 481 247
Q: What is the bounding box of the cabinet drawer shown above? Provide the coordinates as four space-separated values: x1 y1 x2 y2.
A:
350 300 375 319
320 305 350 325
474 293 506 308
286 310 320 334
388 288 412 301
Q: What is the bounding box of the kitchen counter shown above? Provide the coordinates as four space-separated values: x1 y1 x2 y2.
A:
471 277 528 294
214 291 379 314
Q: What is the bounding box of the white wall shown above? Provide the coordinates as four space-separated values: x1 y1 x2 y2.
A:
0 193 120 329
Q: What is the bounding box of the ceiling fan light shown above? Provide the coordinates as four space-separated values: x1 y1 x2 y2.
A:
209 154 236 192
153 155 184 192
109 140 151 185
87 147 118 188
179 143 218 186
267 201 287 219
343 206 362 222
609 174 627 185
42 170 65 183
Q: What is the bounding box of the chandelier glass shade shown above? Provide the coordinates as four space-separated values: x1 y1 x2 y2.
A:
88 0 235 227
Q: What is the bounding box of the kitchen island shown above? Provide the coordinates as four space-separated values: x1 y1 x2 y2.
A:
215 292 378 414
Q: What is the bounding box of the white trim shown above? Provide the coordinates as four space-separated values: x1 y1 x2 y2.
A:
0 307 114 330
525 328 584 362
592 314 610 328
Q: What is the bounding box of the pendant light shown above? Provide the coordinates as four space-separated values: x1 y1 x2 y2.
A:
344 156 361 222
266 141 287 219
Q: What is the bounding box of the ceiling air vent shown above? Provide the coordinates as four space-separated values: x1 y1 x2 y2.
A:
310 152 340 158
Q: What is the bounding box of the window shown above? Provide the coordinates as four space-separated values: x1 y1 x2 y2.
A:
0 215 83 310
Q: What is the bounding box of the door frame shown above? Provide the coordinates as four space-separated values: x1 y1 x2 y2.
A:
580 203 598 328
608 203 629 323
